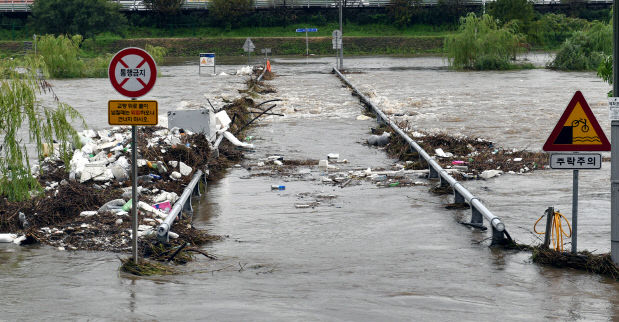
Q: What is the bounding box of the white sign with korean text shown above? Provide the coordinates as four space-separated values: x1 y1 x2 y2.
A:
609 97 619 121
550 153 602 169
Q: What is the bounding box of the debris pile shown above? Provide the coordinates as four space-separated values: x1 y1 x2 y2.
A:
0 126 241 254
379 124 549 180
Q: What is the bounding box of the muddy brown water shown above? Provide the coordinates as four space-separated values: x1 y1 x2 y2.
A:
2 55 618 320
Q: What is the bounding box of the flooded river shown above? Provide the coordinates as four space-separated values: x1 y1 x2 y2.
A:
2 55 618 321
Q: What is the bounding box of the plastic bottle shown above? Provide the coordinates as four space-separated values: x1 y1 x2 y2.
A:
122 199 132 212
271 185 285 190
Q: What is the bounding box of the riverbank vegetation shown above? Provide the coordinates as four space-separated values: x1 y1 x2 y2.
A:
445 13 527 70
0 56 84 201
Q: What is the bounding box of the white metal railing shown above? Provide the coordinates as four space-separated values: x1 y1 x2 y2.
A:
0 0 613 12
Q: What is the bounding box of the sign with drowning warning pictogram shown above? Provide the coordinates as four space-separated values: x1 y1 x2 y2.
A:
108 47 157 98
543 91 610 151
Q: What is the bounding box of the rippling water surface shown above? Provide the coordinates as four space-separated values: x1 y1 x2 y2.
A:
2 55 618 321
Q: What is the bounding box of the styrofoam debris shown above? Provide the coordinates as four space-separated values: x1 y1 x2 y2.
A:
327 153 339 160
169 232 179 239
79 211 97 217
179 162 192 176
513 158 523 162
480 170 503 179
115 219 123 225
80 164 106 183
170 171 182 180
0 233 17 243
168 161 178 168
274 160 283 166
356 115 371 121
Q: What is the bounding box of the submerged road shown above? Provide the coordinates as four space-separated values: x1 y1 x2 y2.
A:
1 56 618 320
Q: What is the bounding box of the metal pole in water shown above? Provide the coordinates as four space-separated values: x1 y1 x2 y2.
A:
612 0 619 264
131 124 138 264
339 0 343 69
572 169 579 254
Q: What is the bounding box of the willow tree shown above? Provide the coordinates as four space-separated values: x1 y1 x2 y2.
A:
445 13 525 70
0 57 85 201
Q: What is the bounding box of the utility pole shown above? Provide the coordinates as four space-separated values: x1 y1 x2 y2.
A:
339 0 343 69
612 0 619 264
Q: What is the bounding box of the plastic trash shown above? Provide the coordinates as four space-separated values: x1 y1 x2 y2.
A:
98 199 126 213
452 160 465 165
327 153 339 160
149 174 162 180
271 185 286 190
122 199 133 212
318 160 329 170
154 201 172 213
18 212 28 229
168 160 178 168
223 131 254 149
389 182 400 187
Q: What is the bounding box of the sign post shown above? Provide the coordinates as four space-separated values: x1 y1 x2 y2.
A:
108 47 158 264
612 0 619 264
243 38 255 65
544 91 611 254
332 30 342 69
296 28 318 57
199 53 216 75
339 0 343 69
261 48 271 63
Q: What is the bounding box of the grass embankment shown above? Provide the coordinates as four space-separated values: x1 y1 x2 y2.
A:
0 35 446 58
0 23 452 58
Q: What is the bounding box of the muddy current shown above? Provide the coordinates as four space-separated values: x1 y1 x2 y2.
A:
2 55 618 321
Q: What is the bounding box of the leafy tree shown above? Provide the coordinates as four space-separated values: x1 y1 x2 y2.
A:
208 0 253 29
0 57 85 201
29 0 127 38
388 0 422 28
445 13 525 70
487 0 535 25
142 0 184 15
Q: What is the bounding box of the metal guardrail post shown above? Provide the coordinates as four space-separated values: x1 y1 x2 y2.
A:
156 170 203 242
332 67 509 245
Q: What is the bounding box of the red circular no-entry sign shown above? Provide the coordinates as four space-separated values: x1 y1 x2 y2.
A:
108 47 157 98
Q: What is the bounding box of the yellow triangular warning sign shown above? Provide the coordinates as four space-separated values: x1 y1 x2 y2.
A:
201 58 207 65
543 91 610 151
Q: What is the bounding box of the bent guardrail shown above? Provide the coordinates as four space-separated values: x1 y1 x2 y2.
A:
157 169 204 242
333 67 510 245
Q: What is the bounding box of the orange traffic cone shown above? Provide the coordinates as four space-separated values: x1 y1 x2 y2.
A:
266 59 272 73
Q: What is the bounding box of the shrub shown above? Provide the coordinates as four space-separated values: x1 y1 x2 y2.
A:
548 22 611 71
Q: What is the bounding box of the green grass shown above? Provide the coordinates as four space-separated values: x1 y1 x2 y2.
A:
127 23 456 38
